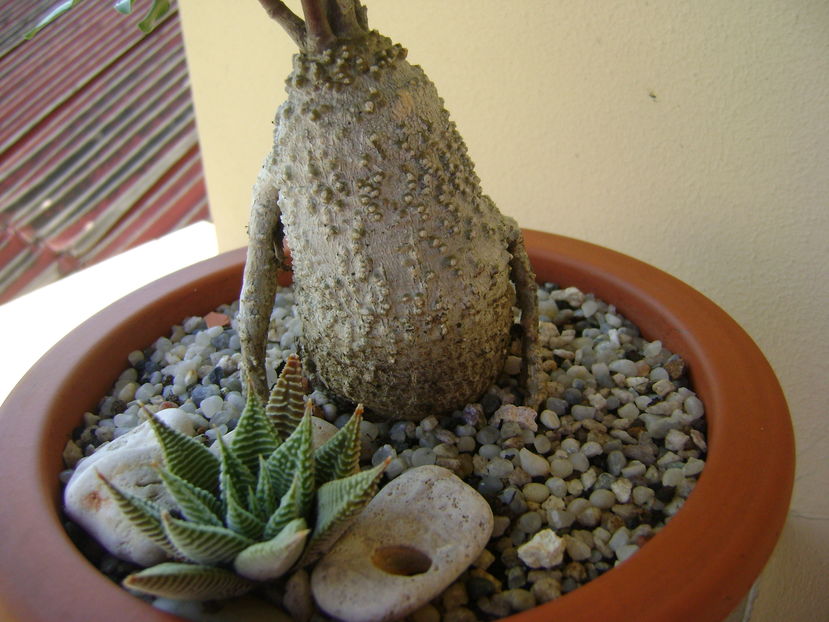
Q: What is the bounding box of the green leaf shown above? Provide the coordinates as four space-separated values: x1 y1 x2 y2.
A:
314 405 363 486
113 0 133 14
138 0 171 34
266 354 306 441
96 471 176 557
262 469 302 540
300 460 389 566
262 403 315 510
123 563 254 600
148 414 220 494
232 387 279 475
301 459 389 566
157 468 222 527
233 518 309 581
24 0 84 39
161 512 254 565
216 432 255 513
255 455 278 518
226 487 265 541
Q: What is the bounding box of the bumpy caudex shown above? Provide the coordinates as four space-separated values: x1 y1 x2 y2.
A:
238 0 541 420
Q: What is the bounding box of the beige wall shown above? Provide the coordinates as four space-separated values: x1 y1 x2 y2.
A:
179 2 829 619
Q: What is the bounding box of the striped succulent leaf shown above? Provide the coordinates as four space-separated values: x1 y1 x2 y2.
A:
300 458 389 566
157 468 222 527
114 355 387 601
266 354 306 440
96 471 176 557
263 468 303 540
314 404 363 486
232 385 280 474
255 455 278 518
148 414 219 493
234 517 310 581
226 486 266 541
161 511 254 565
216 433 256 514
262 402 315 506
123 562 254 600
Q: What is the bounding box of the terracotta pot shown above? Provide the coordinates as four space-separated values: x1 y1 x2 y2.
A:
0 230 794 622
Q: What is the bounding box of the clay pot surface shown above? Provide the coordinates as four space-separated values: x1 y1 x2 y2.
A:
0 230 794 622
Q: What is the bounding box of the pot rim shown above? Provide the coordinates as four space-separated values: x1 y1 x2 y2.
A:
0 229 794 622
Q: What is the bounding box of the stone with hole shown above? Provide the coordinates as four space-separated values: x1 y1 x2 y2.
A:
310 465 493 622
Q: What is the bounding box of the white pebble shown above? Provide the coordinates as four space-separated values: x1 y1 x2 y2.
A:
546 477 568 498
549 458 573 479
571 405 596 421
617 402 640 420
200 395 224 419
611 478 633 504
517 529 566 568
615 544 639 563
632 486 655 506
608 359 638 376
581 299 599 317
664 429 690 452
523 482 551 504
564 535 592 561
661 468 685 488
581 441 603 458
117 382 138 403
547 509 575 530
683 457 705 477
519 448 551 477
684 395 705 418
643 340 662 358
569 452 589 473
589 489 616 510
539 410 560 430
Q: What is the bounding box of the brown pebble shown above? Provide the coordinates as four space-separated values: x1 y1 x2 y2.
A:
283 569 312 622
442 607 478 622
531 576 562 603
441 581 469 610
203 311 230 328
409 603 440 622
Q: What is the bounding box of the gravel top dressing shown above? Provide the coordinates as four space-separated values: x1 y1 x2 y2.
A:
61 282 707 621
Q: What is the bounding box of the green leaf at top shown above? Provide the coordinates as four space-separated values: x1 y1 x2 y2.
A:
266 354 306 441
262 403 315 516
300 459 389 566
314 404 363 487
24 0 84 39
138 0 171 33
113 0 133 14
231 386 279 475
262 469 302 540
148 414 220 494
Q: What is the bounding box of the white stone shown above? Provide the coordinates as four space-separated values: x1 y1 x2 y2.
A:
491 404 538 431
64 408 199 566
519 448 550 477
311 465 493 622
517 529 566 568
664 429 690 452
